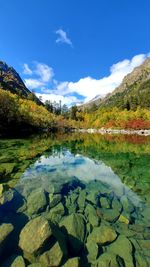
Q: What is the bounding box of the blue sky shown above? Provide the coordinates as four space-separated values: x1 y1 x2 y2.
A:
1 0 150 105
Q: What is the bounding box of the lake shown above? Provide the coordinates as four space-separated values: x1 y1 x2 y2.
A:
0 133 150 267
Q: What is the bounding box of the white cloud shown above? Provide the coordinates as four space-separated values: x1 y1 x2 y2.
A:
35 63 54 82
23 62 54 89
23 53 150 105
55 29 73 46
24 79 44 89
58 53 149 102
23 64 32 75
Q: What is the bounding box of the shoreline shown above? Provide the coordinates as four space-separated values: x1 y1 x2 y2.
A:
74 128 150 136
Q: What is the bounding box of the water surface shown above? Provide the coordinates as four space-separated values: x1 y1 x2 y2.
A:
0 133 149 266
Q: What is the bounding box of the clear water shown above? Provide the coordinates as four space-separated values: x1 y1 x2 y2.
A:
0 133 149 266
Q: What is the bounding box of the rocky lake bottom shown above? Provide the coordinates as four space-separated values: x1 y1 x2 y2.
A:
0 133 150 267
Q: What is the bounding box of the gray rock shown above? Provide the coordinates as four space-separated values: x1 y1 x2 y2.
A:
19 216 52 255
112 197 122 212
107 235 134 267
86 191 97 204
86 240 98 263
49 193 61 208
77 189 86 211
65 193 78 214
11 256 26 267
96 252 119 267
0 223 14 245
87 225 117 245
100 197 110 209
28 264 44 267
120 195 134 214
46 202 64 223
102 208 120 222
60 213 85 253
0 223 14 257
62 257 80 267
39 241 66 266
27 189 47 216
85 203 99 227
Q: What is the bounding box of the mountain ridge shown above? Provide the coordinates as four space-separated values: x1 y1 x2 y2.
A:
0 61 42 105
80 58 150 111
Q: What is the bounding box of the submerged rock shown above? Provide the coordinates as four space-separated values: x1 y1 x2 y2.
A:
65 193 78 214
63 257 80 267
107 235 134 267
19 216 52 255
0 183 5 197
39 241 66 266
100 196 110 209
77 189 86 211
96 252 119 267
49 193 61 208
46 202 64 223
0 163 16 179
86 240 98 263
0 223 14 245
86 190 97 205
28 264 44 267
134 251 149 267
60 213 85 253
118 214 129 224
0 223 14 258
112 196 122 212
87 225 117 245
120 195 134 214
85 203 99 227
27 189 47 216
102 208 120 222
11 256 26 267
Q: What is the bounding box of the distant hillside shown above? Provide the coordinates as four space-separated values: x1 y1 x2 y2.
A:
0 61 42 105
81 58 150 111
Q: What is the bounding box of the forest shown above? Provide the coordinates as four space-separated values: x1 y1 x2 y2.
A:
0 87 150 136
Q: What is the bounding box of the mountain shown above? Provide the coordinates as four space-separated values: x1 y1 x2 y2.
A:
0 61 42 105
81 58 150 111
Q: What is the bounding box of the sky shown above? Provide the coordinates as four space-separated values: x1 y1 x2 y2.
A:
0 0 150 105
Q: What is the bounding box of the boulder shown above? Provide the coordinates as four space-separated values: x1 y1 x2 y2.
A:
19 216 52 255
77 189 86 211
100 197 110 209
62 257 80 267
65 193 78 214
86 191 97 205
96 252 119 267
120 196 134 214
60 213 85 253
46 202 64 223
0 223 14 245
107 235 134 267
118 214 129 224
112 197 122 212
39 241 65 266
27 189 47 216
87 225 117 245
85 204 99 227
0 183 5 197
28 264 43 267
86 240 98 263
135 251 149 267
0 163 16 178
102 208 120 222
0 223 14 257
11 256 26 267
49 193 61 208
